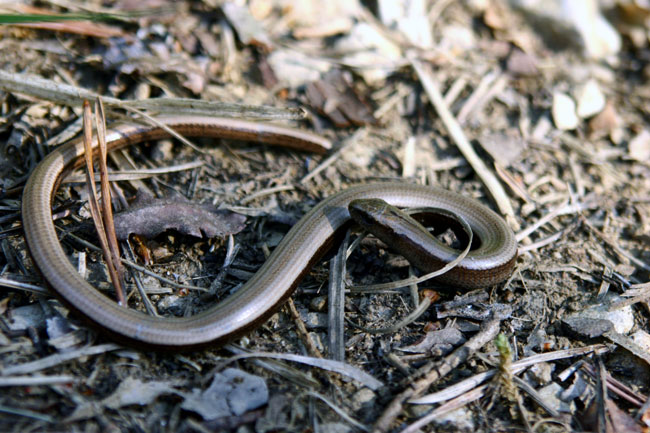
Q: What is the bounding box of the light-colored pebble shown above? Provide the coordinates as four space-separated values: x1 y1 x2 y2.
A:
576 79 605 118
567 294 635 334
629 129 650 162
631 330 650 352
538 382 574 413
511 0 620 59
552 92 579 130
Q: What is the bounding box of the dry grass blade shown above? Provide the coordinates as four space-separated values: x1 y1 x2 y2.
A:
223 346 320 389
0 404 54 423
95 98 126 305
409 56 517 228
399 384 487 433
0 71 305 119
597 357 608 433
0 4 176 23
285 298 323 358
0 276 49 296
81 100 125 305
349 207 473 292
582 217 650 272
220 346 383 390
581 362 647 407
1 344 121 376
301 128 366 184
57 228 208 292
328 231 349 360
62 160 205 183
123 243 158 316
604 331 650 370
372 317 502 433
304 391 370 432
0 375 76 387
411 344 608 405
609 282 650 310
349 290 438 335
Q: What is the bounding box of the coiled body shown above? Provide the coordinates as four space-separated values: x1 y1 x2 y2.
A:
22 116 517 348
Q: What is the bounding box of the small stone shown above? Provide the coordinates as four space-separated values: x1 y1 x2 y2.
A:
564 294 635 336
629 130 650 162
341 138 375 168
506 49 539 76
351 388 376 412
267 49 331 88
630 330 650 352
7 304 46 331
560 372 591 402
309 296 328 312
538 383 574 413
511 0 620 59
378 0 433 49
157 295 184 312
301 311 328 329
575 79 605 118
528 362 554 386
480 132 526 167
562 317 612 340
335 22 402 85
552 92 579 130
439 24 476 53
397 327 466 354
308 332 325 353
430 407 475 431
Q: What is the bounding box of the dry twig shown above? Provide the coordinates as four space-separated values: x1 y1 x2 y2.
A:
372 317 502 433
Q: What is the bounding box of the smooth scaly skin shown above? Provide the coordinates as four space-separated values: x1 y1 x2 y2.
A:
22 115 517 348
349 198 517 288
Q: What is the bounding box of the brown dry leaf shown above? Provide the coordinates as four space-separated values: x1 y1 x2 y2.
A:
583 396 644 433
605 398 643 433
617 2 650 27
305 70 377 127
483 3 508 30
11 5 126 38
588 101 620 139
14 21 126 38
113 190 246 240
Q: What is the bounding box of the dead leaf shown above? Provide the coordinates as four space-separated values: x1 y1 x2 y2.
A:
305 70 377 127
582 394 643 433
588 101 620 139
67 377 184 421
113 190 246 240
397 327 466 355
181 368 268 420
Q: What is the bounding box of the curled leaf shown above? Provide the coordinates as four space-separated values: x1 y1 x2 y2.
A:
113 190 246 240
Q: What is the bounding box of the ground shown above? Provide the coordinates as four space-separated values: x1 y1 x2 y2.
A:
0 1 649 432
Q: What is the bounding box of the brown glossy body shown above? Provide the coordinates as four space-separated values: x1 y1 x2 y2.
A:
349 198 517 288
22 116 517 348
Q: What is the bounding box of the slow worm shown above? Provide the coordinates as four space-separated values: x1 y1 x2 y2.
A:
22 115 517 348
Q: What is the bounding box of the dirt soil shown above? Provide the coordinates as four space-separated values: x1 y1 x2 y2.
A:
1 1 650 432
